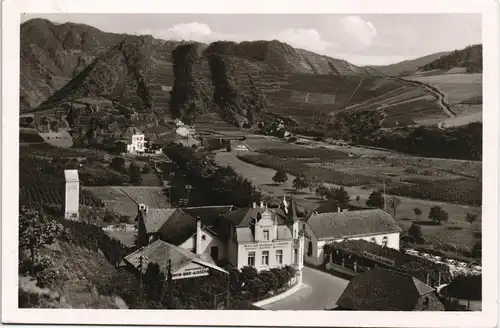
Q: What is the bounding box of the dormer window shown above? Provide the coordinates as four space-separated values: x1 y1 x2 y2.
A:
263 230 270 241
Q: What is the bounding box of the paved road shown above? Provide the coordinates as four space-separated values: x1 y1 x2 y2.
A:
262 266 349 310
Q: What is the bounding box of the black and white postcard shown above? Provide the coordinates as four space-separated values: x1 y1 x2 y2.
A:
2 0 499 327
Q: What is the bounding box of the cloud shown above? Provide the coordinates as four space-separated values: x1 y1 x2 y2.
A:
339 16 377 48
139 22 241 43
272 28 335 53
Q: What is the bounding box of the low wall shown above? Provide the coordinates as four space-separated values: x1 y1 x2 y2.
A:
253 282 304 307
325 262 358 278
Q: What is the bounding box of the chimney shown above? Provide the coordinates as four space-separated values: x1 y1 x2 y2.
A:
196 217 202 255
260 201 264 208
252 202 257 209
337 206 341 213
138 203 148 213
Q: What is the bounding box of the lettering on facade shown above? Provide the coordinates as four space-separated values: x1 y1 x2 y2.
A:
171 266 209 280
361 251 395 267
243 241 289 250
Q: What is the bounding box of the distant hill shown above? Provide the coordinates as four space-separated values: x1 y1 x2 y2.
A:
21 18 456 145
366 51 451 77
420 44 482 73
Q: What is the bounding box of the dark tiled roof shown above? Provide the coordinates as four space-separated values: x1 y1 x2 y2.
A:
154 210 198 245
336 268 435 311
306 209 401 240
313 200 370 214
142 208 179 233
182 205 234 227
124 239 194 273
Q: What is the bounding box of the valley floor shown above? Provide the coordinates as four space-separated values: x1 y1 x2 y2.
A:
214 150 481 249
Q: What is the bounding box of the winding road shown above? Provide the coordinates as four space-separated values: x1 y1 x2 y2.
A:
261 266 349 310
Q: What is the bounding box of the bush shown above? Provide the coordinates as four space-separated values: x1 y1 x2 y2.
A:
35 268 68 289
142 165 152 174
444 274 481 301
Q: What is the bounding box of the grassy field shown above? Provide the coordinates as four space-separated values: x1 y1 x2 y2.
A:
214 142 481 249
84 186 170 219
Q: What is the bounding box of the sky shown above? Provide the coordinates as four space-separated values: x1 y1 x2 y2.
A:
21 13 482 66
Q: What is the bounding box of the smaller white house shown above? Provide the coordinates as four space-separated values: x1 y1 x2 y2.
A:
300 208 401 266
176 125 195 138
124 127 145 153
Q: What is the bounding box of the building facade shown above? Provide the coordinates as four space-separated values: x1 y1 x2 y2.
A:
301 208 401 266
222 198 305 282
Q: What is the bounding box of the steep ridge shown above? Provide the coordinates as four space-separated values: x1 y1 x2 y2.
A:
20 18 126 111
21 18 445 134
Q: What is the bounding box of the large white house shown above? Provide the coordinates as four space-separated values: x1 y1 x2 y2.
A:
300 208 401 266
134 198 305 282
220 198 305 283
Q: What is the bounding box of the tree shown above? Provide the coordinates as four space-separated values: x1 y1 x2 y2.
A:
129 162 143 185
292 176 308 194
465 213 477 229
408 223 424 243
315 185 330 200
413 207 422 217
111 157 126 172
366 190 384 209
328 187 350 204
19 208 64 273
272 170 288 185
388 196 401 217
115 141 128 154
428 206 449 225
49 120 60 132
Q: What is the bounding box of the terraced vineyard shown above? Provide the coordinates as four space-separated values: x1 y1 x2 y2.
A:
20 143 108 159
19 155 104 208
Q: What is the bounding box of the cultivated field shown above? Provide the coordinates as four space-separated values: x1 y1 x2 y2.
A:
406 73 482 127
214 136 482 249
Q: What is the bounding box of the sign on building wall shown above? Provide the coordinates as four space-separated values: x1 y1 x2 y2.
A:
243 241 289 251
172 262 209 280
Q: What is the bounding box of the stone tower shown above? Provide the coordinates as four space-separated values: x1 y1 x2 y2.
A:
64 169 79 220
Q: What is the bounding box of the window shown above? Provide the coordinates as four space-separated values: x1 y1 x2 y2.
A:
294 249 298 264
276 250 283 264
307 241 313 256
248 252 255 266
263 229 270 241
382 236 388 247
303 223 306 230
202 235 206 240
262 251 269 266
